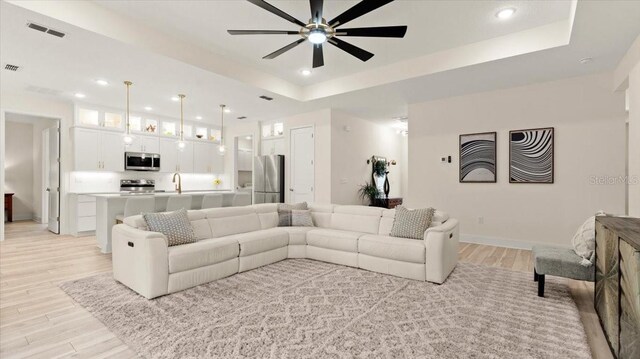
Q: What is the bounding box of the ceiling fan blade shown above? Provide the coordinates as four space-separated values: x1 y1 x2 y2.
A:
228 30 299 35
263 39 306 59
335 26 407 38
328 0 395 28
328 37 374 62
247 0 306 27
313 44 324 68
310 0 324 24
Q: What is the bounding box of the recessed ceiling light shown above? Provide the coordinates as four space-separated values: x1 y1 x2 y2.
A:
245 136 252 140
95 79 109 86
579 57 594 64
196 116 203 120
300 69 312 76
171 96 179 101
496 8 516 19
74 93 86 98
224 108 231 113
144 106 153 111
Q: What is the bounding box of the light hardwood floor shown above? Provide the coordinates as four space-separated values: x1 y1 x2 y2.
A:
1 221 612 359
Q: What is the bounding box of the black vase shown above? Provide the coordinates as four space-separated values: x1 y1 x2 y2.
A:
384 173 390 199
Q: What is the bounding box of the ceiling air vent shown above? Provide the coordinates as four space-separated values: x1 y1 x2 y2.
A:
27 22 47 32
237 116 247 120
47 29 66 38
27 22 66 38
4 64 19 71
259 95 273 101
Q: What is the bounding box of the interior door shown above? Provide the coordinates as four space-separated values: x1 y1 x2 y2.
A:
47 127 60 234
290 126 314 203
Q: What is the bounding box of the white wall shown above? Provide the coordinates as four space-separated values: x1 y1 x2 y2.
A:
5 121 35 221
330 110 405 205
407 72 627 248
629 63 640 216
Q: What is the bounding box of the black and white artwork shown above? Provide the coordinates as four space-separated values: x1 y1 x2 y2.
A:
509 127 554 183
459 132 497 183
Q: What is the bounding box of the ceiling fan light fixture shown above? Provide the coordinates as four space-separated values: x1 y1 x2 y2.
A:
308 28 327 44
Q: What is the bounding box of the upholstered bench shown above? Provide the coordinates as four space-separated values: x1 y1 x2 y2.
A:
532 245 595 297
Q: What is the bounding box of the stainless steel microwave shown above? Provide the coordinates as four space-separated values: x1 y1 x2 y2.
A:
124 152 160 171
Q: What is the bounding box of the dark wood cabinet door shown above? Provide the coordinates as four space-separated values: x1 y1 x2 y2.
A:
595 222 620 356
619 240 640 359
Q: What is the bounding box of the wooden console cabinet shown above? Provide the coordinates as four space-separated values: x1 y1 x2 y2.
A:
595 216 640 359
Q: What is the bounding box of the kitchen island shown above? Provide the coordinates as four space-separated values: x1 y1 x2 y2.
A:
74 190 237 253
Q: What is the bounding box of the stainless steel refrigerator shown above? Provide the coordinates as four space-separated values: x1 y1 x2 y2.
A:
254 155 285 204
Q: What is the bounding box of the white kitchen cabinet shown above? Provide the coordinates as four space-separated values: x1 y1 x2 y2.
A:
261 138 285 156
68 194 96 236
73 127 124 171
101 132 125 172
211 148 225 174
128 136 159 153
159 138 178 172
159 138 194 173
194 142 214 173
177 141 194 173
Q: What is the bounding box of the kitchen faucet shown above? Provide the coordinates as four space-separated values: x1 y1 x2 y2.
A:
172 172 182 194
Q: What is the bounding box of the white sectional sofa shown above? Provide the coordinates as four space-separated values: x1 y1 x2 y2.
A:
112 204 460 299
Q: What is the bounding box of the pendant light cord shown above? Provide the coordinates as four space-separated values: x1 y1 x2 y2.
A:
124 81 132 135
179 94 186 141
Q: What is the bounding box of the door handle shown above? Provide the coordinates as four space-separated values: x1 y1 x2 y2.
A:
289 188 294 191
46 188 50 192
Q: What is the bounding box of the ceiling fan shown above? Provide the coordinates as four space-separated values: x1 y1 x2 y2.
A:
228 0 407 68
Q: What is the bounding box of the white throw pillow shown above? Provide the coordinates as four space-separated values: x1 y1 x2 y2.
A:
571 213 604 266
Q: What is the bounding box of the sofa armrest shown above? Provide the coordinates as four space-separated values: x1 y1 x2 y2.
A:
423 219 459 284
112 224 169 299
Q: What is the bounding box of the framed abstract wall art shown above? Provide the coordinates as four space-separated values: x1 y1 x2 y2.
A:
459 132 497 183
509 127 554 183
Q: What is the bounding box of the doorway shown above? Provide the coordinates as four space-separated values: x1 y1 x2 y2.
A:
3 113 60 234
289 126 315 203
234 135 254 204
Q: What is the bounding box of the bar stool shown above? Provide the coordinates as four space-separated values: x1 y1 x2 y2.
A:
201 194 223 209
115 196 155 223
233 193 251 206
222 193 235 207
166 195 193 212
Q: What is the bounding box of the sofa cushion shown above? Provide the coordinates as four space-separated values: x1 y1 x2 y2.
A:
309 204 333 228
292 209 314 227
378 209 450 236
390 206 435 240
253 204 279 229
203 207 262 237
143 209 197 246
306 229 363 252
223 228 289 257
168 237 239 273
277 202 308 227
359 234 425 264
279 226 314 245
331 206 383 234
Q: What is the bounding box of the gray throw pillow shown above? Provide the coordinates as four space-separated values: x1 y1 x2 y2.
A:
292 209 314 227
390 206 436 240
143 208 197 246
278 202 308 227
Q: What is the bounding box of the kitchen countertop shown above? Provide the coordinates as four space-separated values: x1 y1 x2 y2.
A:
74 190 234 198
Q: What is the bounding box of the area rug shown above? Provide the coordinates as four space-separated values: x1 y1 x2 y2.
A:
60 259 591 358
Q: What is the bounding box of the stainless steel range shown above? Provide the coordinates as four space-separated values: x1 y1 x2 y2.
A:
120 179 155 194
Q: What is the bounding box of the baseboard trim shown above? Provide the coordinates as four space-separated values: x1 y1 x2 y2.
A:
460 234 571 250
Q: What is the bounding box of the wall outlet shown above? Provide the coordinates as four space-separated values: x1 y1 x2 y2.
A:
478 216 484 224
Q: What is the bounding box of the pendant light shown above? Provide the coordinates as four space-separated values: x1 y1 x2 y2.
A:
218 104 226 154
123 81 134 146
177 94 186 151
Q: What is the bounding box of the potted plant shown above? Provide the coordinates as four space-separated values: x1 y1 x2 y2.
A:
357 182 380 206
373 160 387 177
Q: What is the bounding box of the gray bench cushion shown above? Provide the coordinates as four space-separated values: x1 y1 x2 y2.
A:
533 245 595 282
